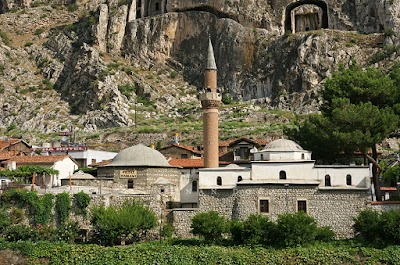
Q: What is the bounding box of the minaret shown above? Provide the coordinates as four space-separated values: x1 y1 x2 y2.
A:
200 38 221 168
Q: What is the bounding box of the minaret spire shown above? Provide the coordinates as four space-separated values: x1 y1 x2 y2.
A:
200 38 221 168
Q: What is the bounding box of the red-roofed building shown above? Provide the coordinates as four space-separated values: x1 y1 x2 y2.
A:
3 155 78 187
159 144 202 159
0 138 31 155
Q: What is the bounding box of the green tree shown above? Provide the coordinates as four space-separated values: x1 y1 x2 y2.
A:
382 165 400 187
288 63 400 200
353 209 382 243
91 200 157 246
191 211 228 242
55 192 71 224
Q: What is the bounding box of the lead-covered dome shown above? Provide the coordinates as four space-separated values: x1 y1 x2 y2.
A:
109 144 171 167
263 139 304 152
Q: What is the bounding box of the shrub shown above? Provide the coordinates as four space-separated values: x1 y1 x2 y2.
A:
276 211 318 247
382 165 400 186
381 210 400 244
91 200 157 246
161 223 175 241
243 214 276 245
4 225 33 241
0 208 11 232
353 209 382 243
73 191 91 216
229 220 244 244
55 221 80 243
191 211 228 242
55 192 71 224
315 226 335 242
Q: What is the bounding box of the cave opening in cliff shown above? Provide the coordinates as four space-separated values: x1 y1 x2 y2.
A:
147 0 167 17
284 0 328 34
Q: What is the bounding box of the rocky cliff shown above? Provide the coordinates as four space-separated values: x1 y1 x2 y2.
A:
0 0 399 139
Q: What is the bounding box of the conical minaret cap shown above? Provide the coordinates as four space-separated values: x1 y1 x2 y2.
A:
206 38 217 70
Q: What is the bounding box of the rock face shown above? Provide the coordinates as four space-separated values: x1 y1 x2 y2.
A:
0 0 399 133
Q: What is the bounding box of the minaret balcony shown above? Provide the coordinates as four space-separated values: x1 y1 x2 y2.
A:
199 92 222 102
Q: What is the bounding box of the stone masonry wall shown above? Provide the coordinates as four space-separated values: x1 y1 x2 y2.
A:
170 208 199 238
198 189 236 219
234 185 370 238
370 201 400 212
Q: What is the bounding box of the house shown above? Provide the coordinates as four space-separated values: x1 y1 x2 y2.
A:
159 144 202 159
4 155 79 187
35 146 118 168
0 138 31 155
219 137 268 165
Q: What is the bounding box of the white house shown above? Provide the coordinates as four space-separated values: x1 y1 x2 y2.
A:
5 155 79 187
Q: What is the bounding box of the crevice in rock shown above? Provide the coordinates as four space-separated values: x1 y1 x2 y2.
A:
174 6 239 23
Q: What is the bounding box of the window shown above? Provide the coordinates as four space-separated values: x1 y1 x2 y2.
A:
297 200 307 212
279 170 287 180
91 159 96 164
181 154 188 158
346 174 352 185
217 176 222 186
260 154 264 160
325 175 331 186
237 176 243 182
301 153 305 159
192 180 197 192
127 180 134 189
155 2 160 11
259 200 269 213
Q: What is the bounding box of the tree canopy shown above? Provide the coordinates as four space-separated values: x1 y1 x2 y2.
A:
287 63 400 200
0 166 59 178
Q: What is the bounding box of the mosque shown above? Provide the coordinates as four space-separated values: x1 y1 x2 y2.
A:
81 38 372 238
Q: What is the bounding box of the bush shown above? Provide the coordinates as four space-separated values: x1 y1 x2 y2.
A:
276 211 318 247
4 225 33 241
55 192 71 224
91 200 157 246
0 208 11 232
229 220 244 244
382 165 400 186
191 211 228 242
353 209 382 243
55 221 80 243
242 214 275 245
381 210 400 244
315 226 335 242
73 191 91 216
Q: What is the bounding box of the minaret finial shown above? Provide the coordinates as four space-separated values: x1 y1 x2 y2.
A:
206 37 217 70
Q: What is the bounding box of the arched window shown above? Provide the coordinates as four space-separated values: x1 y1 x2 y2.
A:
301 153 305 159
192 180 197 192
346 174 352 185
127 179 134 189
260 154 264 161
325 175 331 186
279 170 287 180
155 2 160 11
237 176 243 182
217 176 222 186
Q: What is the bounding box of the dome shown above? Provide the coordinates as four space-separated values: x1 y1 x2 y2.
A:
109 144 171 167
263 139 304 152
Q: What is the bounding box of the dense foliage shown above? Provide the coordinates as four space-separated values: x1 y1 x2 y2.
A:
191 211 228 242
353 209 400 245
91 201 157 246
0 165 59 180
1 240 400 265
55 192 71 224
73 191 91 216
194 211 334 247
382 165 400 187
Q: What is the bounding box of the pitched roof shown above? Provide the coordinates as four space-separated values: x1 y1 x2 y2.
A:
6 155 71 164
0 151 18 161
169 158 230 168
0 139 31 150
159 144 202 155
89 159 112 167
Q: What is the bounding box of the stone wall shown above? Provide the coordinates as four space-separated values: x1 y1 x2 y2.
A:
169 208 198 238
198 189 236 219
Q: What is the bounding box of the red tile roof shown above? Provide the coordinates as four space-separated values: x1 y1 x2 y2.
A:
0 151 18 161
0 139 31 150
160 144 203 155
380 187 397 191
169 158 231 168
6 155 71 164
89 159 112 167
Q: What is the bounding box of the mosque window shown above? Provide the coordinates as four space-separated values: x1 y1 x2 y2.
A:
346 174 352 185
237 176 243 182
279 170 287 180
325 175 331 186
192 180 198 192
301 153 305 159
259 199 269 213
217 176 222 186
127 180 134 189
260 154 264 160
297 200 307 212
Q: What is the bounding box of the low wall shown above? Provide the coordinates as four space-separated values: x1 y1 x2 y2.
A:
170 208 199 238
